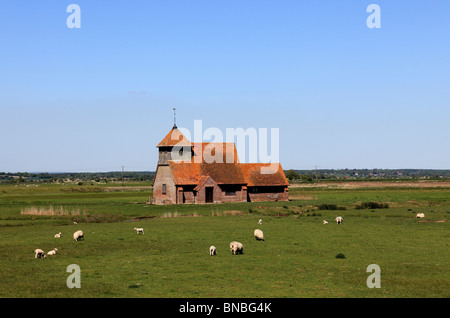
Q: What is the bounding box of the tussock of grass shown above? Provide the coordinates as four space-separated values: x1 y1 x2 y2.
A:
161 211 179 218
160 212 201 218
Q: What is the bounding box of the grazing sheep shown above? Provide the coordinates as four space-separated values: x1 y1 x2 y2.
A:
209 245 216 256
73 230 84 241
335 216 343 225
416 213 425 218
230 241 244 255
47 248 58 256
254 229 264 241
73 222 78 225
34 249 46 259
323 220 328 224
258 219 262 225
134 227 144 235
54 232 62 238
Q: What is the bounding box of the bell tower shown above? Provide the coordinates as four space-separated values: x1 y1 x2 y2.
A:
152 110 192 204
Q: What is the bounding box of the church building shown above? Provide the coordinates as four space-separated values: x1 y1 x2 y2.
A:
151 124 289 205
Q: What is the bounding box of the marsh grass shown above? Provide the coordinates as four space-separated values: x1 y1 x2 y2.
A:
1 183 449 298
20 205 84 216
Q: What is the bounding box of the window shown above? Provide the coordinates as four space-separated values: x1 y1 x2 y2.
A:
225 191 236 196
162 184 167 195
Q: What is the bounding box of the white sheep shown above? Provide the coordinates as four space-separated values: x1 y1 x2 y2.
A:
335 216 343 225
258 219 262 225
230 241 244 255
47 248 58 256
416 213 425 218
323 220 328 224
209 245 216 256
73 230 84 241
134 227 144 235
34 249 46 259
254 229 264 241
54 232 62 238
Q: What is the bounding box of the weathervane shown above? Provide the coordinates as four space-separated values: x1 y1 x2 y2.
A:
173 107 177 128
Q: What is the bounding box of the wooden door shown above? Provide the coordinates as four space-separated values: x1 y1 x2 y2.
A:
205 187 214 203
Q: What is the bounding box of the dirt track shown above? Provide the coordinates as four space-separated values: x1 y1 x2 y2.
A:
289 181 450 189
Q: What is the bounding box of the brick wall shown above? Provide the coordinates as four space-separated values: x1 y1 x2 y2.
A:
153 165 177 205
248 187 289 202
194 178 247 204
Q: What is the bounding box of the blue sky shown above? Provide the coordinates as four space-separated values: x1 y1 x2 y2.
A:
1 1 449 172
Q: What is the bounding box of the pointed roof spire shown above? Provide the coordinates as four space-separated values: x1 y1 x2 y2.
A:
157 126 191 147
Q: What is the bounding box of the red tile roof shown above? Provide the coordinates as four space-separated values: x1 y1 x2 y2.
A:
168 161 202 185
201 162 246 184
240 163 289 186
168 161 246 185
159 127 288 188
168 161 288 187
157 127 191 147
192 142 240 164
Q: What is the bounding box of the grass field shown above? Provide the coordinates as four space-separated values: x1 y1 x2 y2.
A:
0 182 449 298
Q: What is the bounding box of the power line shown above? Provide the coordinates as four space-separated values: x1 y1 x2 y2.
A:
315 165 318 183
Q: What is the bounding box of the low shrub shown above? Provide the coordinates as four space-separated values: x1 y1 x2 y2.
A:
317 204 347 211
355 201 389 209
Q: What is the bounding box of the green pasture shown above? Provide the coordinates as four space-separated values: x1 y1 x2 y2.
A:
0 183 448 297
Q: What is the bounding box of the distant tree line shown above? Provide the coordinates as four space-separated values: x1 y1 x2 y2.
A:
2 169 450 184
284 169 450 182
0 171 155 184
